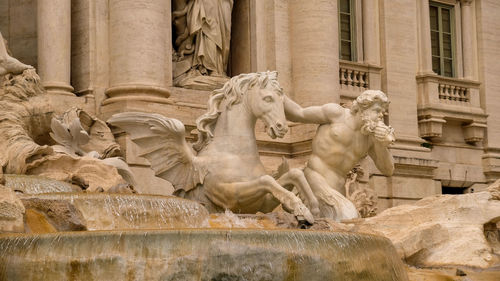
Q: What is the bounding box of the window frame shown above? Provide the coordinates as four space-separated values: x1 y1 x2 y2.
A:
429 1 457 77
338 0 357 62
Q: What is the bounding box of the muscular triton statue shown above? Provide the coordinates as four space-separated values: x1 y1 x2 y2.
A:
284 90 395 221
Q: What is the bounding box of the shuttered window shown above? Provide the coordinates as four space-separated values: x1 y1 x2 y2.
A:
339 0 356 61
430 2 456 77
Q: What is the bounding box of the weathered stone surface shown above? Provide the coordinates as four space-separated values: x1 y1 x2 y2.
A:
352 191 500 269
27 154 130 192
0 69 52 175
0 185 24 232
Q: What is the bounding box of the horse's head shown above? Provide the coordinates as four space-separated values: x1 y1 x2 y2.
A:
246 76 288 139
194 71 289 151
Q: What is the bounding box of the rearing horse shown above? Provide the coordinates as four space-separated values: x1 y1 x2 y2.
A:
108 71 318 223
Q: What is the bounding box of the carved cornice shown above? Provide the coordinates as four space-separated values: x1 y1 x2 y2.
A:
392 156 438 178
416 73 480 88
460 0 473 6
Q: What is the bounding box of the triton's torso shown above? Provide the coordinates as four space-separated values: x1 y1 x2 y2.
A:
307 115 372 191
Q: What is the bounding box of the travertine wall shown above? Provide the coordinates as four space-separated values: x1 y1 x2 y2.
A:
2 0 500 211
478 0 500 182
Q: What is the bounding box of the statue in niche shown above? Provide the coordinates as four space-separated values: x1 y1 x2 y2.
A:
284 90 395 221
172 0 233 90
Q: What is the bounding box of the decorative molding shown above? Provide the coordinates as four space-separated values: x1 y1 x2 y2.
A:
462 122 486 144
418 117 446 141
392 156 439 178
460 0 473 6
482 149 500 183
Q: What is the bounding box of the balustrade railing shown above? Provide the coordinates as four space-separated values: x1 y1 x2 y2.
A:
339 67 368 90
438 83 470 105
338 61 382 103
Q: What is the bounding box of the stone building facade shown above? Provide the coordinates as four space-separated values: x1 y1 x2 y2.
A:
1 0 499 211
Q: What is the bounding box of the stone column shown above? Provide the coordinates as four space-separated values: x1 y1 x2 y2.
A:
104 0 170 105
417 0 433 74
461 0 474 79
37 0 74 96
362 0 380 65
289 0 339 106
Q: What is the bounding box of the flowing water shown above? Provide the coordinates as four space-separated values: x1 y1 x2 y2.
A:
0 229 409 281
0 176 410 280
20 193 209 231
4 174 78 194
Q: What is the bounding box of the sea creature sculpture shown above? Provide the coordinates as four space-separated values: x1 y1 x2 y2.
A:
109 71 318 223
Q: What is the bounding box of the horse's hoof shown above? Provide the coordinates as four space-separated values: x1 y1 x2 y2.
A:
294 206 314 224
297 218 312 229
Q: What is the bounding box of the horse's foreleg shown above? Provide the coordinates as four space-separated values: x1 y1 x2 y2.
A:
277 168 320 217
209 175 314 224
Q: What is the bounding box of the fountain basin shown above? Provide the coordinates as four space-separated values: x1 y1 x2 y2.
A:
20 193 209 232
0 229 409 281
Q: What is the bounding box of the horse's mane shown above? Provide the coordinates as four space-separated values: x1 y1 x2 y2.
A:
193 71 282 152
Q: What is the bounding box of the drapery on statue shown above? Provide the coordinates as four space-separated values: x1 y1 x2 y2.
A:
172 0 233 90
109 72 319 223
284 90 395 221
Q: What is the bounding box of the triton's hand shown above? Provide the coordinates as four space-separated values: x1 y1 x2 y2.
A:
373 123 395 146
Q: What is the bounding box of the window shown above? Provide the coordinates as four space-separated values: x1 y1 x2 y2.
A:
339 0 356 61
430 2 456 77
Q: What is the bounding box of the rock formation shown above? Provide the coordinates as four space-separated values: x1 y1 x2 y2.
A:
0 185 25 232
352 187 500 269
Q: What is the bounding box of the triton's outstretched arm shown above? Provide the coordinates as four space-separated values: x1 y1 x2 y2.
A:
284 96 343 124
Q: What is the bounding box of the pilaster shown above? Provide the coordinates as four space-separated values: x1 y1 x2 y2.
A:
289 0 340 106
37 0 74 96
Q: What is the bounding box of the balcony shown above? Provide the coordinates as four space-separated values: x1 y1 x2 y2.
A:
339 61 382 103
416 74 486 143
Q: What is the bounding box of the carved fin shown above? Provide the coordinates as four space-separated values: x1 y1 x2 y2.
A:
50 118 72 147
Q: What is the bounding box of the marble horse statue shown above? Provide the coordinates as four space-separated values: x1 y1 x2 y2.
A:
109 71 319 223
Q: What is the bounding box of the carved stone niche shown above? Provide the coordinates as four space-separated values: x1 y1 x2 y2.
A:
418 117 446 142
462 122 487 144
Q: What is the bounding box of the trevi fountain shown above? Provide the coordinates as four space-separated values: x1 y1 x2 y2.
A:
0 1 499 280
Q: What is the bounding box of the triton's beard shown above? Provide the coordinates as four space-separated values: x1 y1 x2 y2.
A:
360 112 379 136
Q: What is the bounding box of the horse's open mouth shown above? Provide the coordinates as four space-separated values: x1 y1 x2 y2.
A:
268 125 286 139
